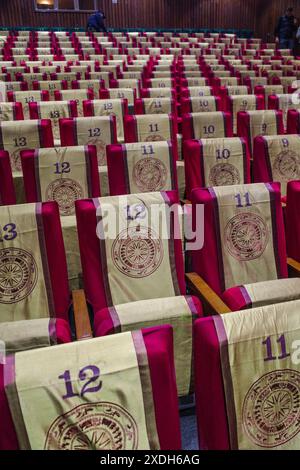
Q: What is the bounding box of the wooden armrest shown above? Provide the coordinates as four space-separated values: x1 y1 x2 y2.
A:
287 257 300 278
72 289 93 340
185 272 232 315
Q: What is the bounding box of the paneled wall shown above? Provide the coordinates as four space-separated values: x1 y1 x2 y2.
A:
0 0 298 40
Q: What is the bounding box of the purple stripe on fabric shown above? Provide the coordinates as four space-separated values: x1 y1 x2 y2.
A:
240 138 248 184
275 109 281 134
222 111 227 137
73 118 78 146
208 187 226 293
4 354 31 450
3 354 15 388
84 145 93 198
0 123 3 149
162 192 180 296
265 182 282 278
122 144 130 194
167 140 176 190
263 137 274 181
48 318 57 345
89 100 94 117
239 285 252 309
108 307 121 333
36 202 55 317
133 115 138 142
34 149 42 201
37 119 43 150
246 113 252 155
168 113 173 141
212 315 239 450
189 113 195 139
185 295 199 316
198 139 206 186
37 103 42 121
93 198 113 307
109 114 115 143
131 330 159 450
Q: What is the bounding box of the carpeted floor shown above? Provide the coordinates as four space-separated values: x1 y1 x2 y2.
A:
180 408 199 450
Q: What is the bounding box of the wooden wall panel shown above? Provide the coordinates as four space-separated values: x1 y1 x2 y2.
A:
0 0 298 40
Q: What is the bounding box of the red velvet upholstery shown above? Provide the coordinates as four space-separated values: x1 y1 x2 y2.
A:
0 150 16 204
194 316 230 450
287 109 300 134
286 180 300 261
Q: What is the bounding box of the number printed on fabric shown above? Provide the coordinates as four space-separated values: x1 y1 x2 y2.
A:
0 223 17 242
59 365 102 399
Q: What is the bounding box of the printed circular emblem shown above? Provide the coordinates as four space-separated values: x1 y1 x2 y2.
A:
225 212 269 261
44 402 138 450
46 178 84 216
88 138 107 166
273 150 300 181
133 158 168 192
209 163 240 186
0 247 38 304
145 134 165 142
243 369 300 448
112 226 163 278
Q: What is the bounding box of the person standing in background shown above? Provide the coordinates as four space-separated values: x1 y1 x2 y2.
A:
87 10 107 33
274 7 298 50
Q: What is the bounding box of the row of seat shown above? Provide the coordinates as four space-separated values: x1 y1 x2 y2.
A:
1 29 300 451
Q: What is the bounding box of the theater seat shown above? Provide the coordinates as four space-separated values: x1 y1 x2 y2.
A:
0 317 71 450
0 201 70 322
253 134 300 199
0 119 53 172
183 137 250 200
124 113 178 159
194 300 300 449
189 182 300 313
181 96 221 114
7 90 49 119
59 115 117 166
107 141 178 195
83 98 127 143
237 110 284 155
4 326 181 450
29 100 77 145
182 111 233 140
21 145 101 288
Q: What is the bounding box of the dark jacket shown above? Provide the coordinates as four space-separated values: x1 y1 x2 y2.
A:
274 14 297 39
87 11 106 32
